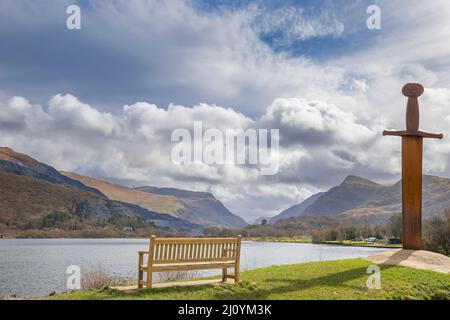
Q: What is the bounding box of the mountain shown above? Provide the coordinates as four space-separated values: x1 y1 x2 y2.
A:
270 193 324 224
303 176 382 216
61 172 184 215
274 175 450 225
136 186 247 228
0 147 201 236
339 175 450 224
62 172 246 229
0 147 103 196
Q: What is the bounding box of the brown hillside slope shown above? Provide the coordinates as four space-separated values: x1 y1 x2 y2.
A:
61 172 183 216
0 147 41 168
339 175 450 224
0 170 165 237
0 170 98 228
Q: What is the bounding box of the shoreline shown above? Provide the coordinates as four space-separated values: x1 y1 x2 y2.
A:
1 236 402 249
246 237 402 249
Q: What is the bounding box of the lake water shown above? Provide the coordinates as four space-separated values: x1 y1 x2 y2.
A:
0 239 388 297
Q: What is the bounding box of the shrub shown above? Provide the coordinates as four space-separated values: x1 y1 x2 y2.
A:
423 210 450 256
156 270 199 283
81 265 113 290
41 211 72 228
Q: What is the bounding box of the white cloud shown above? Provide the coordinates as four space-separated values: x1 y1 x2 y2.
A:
0 92 391 220
351 79 369 93
48 94 118 136
260 98 376 146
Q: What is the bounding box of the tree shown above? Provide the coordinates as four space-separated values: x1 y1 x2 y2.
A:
423 209 450 256
387 212 402 239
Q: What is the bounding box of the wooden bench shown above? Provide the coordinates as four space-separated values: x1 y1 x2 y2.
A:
138 235 242 289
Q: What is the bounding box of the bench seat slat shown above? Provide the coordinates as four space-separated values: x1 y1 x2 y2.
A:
140 262 235 271
152 257 236 264
153 238 239 244
153 262 236 272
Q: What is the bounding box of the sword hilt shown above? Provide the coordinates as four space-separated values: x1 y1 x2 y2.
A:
383 83 443 139
402 83 423 131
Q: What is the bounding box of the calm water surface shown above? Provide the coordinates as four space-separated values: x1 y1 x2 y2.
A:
0 239 388 297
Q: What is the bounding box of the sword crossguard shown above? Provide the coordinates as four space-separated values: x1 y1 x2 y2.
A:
383 83 443 139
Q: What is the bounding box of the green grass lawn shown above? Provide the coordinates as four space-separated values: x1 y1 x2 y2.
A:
322 240 402 249
49 258 450 300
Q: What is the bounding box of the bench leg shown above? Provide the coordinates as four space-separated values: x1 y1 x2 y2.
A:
146 268 153 289
222 268 228 282
138 270 144 289
138 254 144 289
234 266 240 283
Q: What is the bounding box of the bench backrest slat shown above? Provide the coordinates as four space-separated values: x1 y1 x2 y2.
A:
147 236 241 264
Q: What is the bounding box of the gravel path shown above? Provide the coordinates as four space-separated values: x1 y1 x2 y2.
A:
367 249 450 274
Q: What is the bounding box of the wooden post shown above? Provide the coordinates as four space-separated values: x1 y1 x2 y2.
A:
383 83 443 250
222 246 228 282
147 235 156 288
234 235 242 283
138 252 144 289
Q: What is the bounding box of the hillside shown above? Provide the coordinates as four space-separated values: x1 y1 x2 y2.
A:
339 175 450 224
61 172 183 215
62 172 246 229
304 176 382 216
0 147 202 236
0 147 103 196
270 192 324 223
0 170 162 237
137 186 247 228
272 175 450 224
0 170 98 225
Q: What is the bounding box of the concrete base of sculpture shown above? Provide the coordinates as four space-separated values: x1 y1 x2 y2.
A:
367 249 450 274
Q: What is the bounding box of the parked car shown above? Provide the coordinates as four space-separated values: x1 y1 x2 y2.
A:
388 237 402 244
365 237 377 243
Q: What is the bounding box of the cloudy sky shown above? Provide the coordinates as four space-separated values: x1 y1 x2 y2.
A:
1 0 450 221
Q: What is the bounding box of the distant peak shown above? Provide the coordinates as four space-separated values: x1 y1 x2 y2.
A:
0 146 38 166
0 146 17 157
340 175 379 187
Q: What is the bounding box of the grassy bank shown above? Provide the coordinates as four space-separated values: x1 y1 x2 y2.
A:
49 258 450 300
246 236 312 243
247 237 402 249
322 240 402 249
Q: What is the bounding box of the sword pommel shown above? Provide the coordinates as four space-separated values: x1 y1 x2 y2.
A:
402 83 424 98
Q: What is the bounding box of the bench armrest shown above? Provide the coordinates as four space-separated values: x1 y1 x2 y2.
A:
138 251 149 266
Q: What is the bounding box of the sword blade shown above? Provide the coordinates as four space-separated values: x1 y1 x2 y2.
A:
402 136 423 250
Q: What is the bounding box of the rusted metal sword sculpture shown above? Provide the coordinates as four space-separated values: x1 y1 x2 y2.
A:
383 83 443 250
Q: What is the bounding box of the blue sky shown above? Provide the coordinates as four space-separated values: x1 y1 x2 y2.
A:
196 0 379 57
0 0 382 113
1 0 450 220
